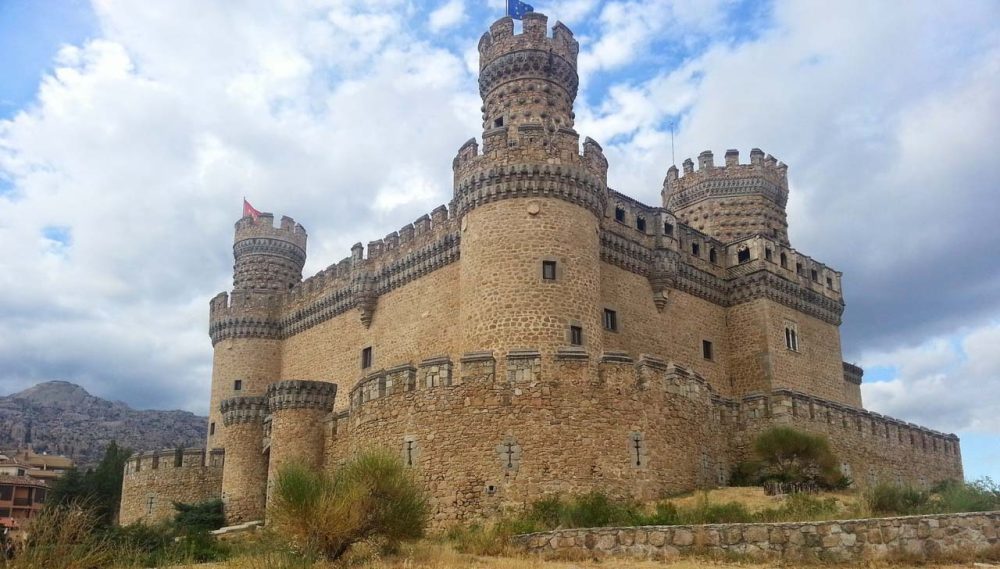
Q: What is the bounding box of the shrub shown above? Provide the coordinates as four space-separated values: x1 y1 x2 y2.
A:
935 477 1000 513
752 427 844 487
173 499 226 534
865 483 930 515
558 491 643 528
269 449 428 561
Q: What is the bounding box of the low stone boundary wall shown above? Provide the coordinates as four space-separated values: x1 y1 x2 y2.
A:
513 512 1000 562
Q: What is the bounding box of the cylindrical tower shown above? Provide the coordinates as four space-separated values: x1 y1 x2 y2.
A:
454 13 607 362
265 380 336 504
205 213 307 451
663 149 790 245
219 396 268 524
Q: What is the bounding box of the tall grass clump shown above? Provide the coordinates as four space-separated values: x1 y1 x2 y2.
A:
1 503 116 569
270 449 428 562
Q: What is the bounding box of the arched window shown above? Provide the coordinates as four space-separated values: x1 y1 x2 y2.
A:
738 246 750 264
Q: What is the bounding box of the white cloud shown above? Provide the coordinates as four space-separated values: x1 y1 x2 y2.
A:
861 323 1000 435
429 0 467 33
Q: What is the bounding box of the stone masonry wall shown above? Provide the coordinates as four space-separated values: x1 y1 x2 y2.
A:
734 391 963 488
330 351 728 527
514 511 1000 562
120 448 224 526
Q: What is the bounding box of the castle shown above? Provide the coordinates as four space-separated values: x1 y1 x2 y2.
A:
119 13 963 527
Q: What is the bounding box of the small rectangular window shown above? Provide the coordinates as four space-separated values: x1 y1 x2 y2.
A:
709 248 718 263
811 269 819 282
361 346 373 369
615 207 625 222
603 309 618 332
570 325 583 346
796 262 803 275
209 422 215 436
664 222 674 236
702 340 713 360
233 379 242 391
691 242 700 256
765 248 772 261
636 217 646 231
542 260 557 280
826 277 833 288
494 117 503 128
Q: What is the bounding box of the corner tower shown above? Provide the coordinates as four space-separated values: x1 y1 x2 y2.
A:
205 213 307 452
663 149 790 245
454 13 608 362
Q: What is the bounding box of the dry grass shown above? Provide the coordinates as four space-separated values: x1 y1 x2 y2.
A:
661 487 861 515
181 541 994 569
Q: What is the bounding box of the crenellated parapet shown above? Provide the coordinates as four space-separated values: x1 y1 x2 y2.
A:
123 447 225 477
267 380 337 412
233 213 308 292
663 149 790 246
843 362 864 385
220 396 268 426
347 349 720 414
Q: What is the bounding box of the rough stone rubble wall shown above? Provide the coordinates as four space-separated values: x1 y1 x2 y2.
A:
119 448 223 526
514 511 1000 562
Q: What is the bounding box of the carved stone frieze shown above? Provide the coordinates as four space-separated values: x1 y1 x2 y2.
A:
454 163 606 218
220 396 268 426
478 50 579 100
266 380 337 412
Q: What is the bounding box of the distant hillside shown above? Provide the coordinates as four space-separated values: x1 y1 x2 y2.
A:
0 380 207 468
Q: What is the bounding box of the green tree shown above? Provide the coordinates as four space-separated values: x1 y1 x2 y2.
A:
47 441 132 527
270 450 428 561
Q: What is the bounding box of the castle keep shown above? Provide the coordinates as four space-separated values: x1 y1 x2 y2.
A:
120 13 963 527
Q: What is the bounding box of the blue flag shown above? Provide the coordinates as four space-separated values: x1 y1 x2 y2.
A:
507 0 534 20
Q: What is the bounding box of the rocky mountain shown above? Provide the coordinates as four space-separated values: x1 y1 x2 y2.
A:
0 380 207 468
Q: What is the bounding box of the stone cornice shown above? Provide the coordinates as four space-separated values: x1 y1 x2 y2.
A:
668 176 788 209
233 237 306 266
267 380 337 412
454 162 606 218
479 49 579 100
220 396 268 426
599 229 843 325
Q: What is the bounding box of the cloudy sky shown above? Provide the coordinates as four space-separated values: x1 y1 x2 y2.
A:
1 0 997 478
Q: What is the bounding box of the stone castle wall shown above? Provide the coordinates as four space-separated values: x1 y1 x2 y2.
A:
120 448 223 526
515 511 1000 562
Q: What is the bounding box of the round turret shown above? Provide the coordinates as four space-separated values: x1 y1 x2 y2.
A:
220 396 268 524
478 13 579 135
455 14 605 367
663 149 790 245
233 213 307 292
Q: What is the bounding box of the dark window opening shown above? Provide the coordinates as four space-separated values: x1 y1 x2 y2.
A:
702 340 714 360
765 248 772 261
780 252 787 268
826 277 833 288
361 346 373 369
614 207 625 222
209 422 215 436
709 248 718 263
636 216 646 231
796 262 803 275
603 309 618 332
664 222 674 236
542 260 557 280
570 325 583 346
233 379 242 391
493 117 503 128
174 448 184 467
785 327 798 351
691 242 700 256
811 269 819 282
738 247 751 263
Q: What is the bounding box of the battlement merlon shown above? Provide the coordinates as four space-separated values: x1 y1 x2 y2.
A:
234 213 308 250
478 14 579 74
123 447 225 475
663 148 789 209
